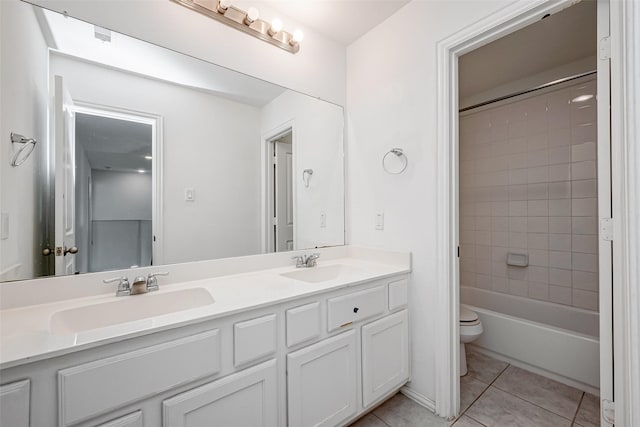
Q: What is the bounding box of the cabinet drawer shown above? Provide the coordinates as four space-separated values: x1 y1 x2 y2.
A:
97 411 143 427
388 278 408 310
234 314 277 366
58 330 220 426
0 379 30 427
327 285 386 331
286 302 321 347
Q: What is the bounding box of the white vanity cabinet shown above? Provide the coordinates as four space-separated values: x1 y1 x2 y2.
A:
287 330 359 427
96 411 143 427
0 379 30 427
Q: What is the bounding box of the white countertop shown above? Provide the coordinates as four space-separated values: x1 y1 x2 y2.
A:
0 254 409 370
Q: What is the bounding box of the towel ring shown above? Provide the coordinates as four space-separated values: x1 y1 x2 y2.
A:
382 148 408 175
10 133 38 167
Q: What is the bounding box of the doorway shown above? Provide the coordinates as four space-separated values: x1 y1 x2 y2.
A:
434 0 613 423
268 129 294 252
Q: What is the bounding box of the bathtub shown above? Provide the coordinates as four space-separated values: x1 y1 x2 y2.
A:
461 286 600 394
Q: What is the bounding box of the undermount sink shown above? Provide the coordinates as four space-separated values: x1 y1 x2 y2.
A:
280 264 362 283
50 287 215 335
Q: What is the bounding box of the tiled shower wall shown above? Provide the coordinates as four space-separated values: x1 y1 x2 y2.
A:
459 77 598 311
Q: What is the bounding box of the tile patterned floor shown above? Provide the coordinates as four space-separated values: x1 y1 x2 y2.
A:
350 347 600 427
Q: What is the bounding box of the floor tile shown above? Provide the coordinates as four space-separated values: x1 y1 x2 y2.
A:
465 347 509 384
460 375 490 413
350 413 389 427
466 386 572 427
450 415 484 427
492 366 582 419
574 393 599 427
373 393 449 427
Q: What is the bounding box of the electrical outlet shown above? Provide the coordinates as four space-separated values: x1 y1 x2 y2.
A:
375 212 384 230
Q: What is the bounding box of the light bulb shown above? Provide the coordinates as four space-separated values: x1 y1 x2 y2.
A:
268 18 283 36
291 29 304 44
244 7 259 24
217 0 231 13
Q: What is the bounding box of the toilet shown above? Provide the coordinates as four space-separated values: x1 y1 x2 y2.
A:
460 305 483 376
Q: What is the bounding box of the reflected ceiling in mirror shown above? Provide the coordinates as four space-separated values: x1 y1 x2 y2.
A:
0 1 344 282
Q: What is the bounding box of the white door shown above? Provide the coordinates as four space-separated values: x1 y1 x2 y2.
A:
163 360 278 427
53 75 77 276
596 1 613 425
362 310 410 408
275 141 293 252
287 330 358 427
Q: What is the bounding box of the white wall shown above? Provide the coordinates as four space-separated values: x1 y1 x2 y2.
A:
261 91 344 250
92 170 152 221
346 0 517 404
51 55 263 265
30 0 346 105
0 1 49 281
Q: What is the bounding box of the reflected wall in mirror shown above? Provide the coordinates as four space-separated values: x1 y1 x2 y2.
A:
0 0 344 282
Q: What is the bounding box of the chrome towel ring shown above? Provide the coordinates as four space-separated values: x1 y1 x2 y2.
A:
10 133 38 167
382 148 408 175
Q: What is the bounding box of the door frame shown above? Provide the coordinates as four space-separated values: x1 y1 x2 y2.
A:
261 120 296 253
434 0 624 421
70 101 165 266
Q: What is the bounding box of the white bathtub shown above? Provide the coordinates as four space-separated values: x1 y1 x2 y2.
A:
461 286 600 394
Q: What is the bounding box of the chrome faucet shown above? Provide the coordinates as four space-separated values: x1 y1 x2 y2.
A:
292 253 320 268
103 272 169 297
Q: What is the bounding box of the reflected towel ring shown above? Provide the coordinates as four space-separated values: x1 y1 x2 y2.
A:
382 148 408 175
303 169 314 188
10 133 38 167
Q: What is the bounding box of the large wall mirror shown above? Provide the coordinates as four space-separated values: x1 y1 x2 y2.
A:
0 1 344 282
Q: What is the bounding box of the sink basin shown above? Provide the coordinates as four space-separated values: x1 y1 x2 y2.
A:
50 287 215 335
280 264 362 283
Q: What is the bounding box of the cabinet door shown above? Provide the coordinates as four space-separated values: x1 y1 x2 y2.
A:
0 380 30 427
287 330 357 427
362 309 409 407
97 411 143 427
163 360 277 427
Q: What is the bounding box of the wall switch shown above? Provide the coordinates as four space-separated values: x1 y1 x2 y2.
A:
320 212 326 228
375 212 384 230
184 188 195 202
1 212 8 240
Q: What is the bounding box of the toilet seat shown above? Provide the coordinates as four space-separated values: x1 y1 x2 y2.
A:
460 305 480 326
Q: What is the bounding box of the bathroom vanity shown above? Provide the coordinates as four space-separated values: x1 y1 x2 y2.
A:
0 247 410 427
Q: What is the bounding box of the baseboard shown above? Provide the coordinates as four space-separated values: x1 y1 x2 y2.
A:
470 345 600 396
400 386 436 412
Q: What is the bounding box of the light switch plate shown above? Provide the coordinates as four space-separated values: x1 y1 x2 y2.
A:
375 212 384 230
184 188 195 202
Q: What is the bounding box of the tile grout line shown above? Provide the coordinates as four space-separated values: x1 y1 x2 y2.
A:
456 362 511 423
371 412 391 427
571 392 586 426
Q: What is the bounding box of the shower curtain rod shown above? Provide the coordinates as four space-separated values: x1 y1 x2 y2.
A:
459 69 597 113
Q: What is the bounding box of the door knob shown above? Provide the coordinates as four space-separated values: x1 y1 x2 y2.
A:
42 247 54 256
64 246 79 255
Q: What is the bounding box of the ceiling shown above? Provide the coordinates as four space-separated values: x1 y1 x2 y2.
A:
242 0 410 45
76 113 153 172
459 0 597 101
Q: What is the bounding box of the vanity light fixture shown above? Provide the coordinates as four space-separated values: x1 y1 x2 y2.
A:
171 0 302 53
137 169 146 174
144 155 153 160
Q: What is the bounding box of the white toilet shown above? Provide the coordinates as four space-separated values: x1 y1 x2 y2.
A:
460 305 483 376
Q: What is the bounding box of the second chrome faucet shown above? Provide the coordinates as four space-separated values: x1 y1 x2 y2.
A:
103 272 169 297
292 253 320 268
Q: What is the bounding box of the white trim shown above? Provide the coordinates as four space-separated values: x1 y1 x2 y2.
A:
70 101 164 266
261 120 295 254
435 0 591 419
610 0 640 425
400 386 436 413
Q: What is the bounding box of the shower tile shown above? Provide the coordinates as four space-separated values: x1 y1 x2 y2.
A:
508 232 527 249
475 216 491 231
527 166 548 184
492 276 509 293
573 271 598 292
527 133 548 152
492 262 507 278
572 141 597 163
573 253 598 273
527 149 548 168
466 387 572 427
492 366 582 419
475 260 492 276
527 217 549 233
475 230 491 246
475 246 491 260
549 128 571 147
572 198 597 217
460 271 476 287
571 123 596 145
528 250 549 267
549 199 572 216
460 375 490 413
507 266 528 280
575 393 600 427
465 347 509 384
528 233 549 250
527 183 548 200
508 184 528 201
527 200 548 216
572 217 598 235
572 179 597 199
491 202 509 216
549 217 572 234
475 274 493 290
549 234 571 251
508 201 527 217
508 279 528 297
549 285 572 305
528 282 549 301
572 235 598 254
509 169 529 185
509 153 529 170
492 246 508 261
491 216 509 231
548 163 572 182
571 161 597 181
549 251 572 269
460 258 476 273
491 232 508 247
548 146 572 165
549 268 572 287
528 266 549 284
573 289 598 311
509 217 527 232
548 181 571 199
